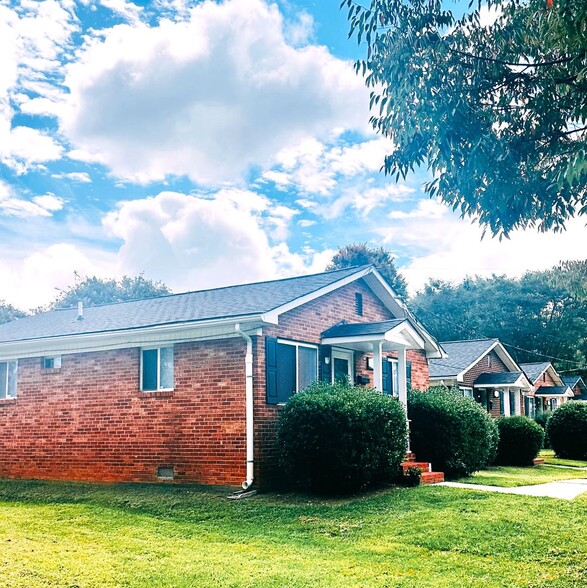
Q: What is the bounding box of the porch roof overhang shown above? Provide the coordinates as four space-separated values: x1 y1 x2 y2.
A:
473 371 533 391
534 386 574 398
320 319 426 352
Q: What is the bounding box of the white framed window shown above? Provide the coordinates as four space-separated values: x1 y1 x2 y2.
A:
141 346 174 392
461 386 474 398
276 339 319 396
43 356 62 369
0 361 17 399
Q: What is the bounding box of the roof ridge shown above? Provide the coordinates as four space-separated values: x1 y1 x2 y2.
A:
439 338 498 344
54 265 373 312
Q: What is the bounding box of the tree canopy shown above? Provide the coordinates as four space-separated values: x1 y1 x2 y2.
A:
410 262 587 374
0 301 27 325
346 0 587 236
50 274 171 309
327 243 409 299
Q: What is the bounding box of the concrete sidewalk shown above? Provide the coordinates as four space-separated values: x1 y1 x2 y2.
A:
439 478 587 500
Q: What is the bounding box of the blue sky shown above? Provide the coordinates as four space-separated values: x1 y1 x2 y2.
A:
1 0 586 310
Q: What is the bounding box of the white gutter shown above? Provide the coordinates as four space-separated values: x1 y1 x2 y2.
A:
235 324 254 490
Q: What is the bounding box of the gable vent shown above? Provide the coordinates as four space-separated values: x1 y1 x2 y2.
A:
355 293 363 316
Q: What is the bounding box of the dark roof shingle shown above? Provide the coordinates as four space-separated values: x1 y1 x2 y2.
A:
475 372 524 386
520 362 551 383
534 386 570 396
429 339 498 378
321 319 405 339
0 266 368 344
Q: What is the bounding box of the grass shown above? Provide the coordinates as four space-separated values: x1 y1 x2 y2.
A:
0 477 586 587
540 449 587 469
457 464 587 488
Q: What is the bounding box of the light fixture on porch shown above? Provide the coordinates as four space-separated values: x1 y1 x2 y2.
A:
493 390 500 398
324 356 330 365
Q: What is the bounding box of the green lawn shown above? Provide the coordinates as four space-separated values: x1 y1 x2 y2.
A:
457 464 587 488
540 449 587 469
0 478 586 587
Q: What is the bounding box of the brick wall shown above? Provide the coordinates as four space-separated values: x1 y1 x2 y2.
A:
0 340 247 486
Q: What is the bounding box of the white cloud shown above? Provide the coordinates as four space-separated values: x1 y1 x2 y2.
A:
0 181 64 217
376 201 587 294
0 243 116 310
59 0 369 185
51 171 92 183
0 1 75 172
102 190 324 292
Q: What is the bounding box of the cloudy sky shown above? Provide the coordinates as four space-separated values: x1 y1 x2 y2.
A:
1 0 586 310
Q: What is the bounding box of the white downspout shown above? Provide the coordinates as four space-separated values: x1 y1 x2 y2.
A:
235 324 254 490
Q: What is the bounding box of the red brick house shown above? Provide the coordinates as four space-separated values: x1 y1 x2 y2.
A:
428 339 533 418
520 362 574 412
563 376 587 401
0 265 443 488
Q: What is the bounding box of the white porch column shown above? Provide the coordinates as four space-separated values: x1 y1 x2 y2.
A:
372 341 383 392
398 347 408 408
514 390 521 415
503 388 511 416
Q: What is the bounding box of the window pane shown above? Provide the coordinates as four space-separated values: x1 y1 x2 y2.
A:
276 343 296 402
0 362 6 399
7 361 17 398
333 358 349 384
142 349 158 391
160 347 174 389
298 346 317 391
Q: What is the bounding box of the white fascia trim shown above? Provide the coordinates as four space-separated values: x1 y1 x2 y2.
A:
363 269 445 359
0 316 264 361
473 375 532 390
456 340 500 381
545 366 565 387
260 266 373 325
321 322 425 350
493 342 525 374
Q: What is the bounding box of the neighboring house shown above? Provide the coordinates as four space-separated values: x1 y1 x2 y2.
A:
521 362 574 412
0 265 443 488
563 376 587 401
429 339 533 417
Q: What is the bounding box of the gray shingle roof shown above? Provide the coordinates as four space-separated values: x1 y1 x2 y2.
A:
520 362 551 383
321 319 405 338
429 339 498 379
0 266 368 344
563 376 586 390
475 372 523 386
534 386 569 396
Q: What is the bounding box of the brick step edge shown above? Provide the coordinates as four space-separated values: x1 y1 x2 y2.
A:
404 452 417 462
420 471 445 484
533 458 545 466
401 462 431 473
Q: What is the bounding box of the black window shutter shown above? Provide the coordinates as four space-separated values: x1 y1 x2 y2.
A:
319 345 332 383
382 359 391 396
265 337 278 404
499 391 505 415
524 395 529 416
406 360 412 389
276 343 296 402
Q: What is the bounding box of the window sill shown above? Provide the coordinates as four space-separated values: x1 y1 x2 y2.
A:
140 390 175 398
0 398 17 406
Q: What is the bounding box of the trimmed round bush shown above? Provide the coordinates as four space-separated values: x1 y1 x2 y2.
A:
277 381 408 494
408 387 498 478
547 402 587 459
533 411 553 448
495 416 544 466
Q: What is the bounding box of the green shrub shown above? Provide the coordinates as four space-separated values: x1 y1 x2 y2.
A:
495 416 544 466
533 411 553 448
408 387 498 478
277 381 408 493
547 402 587 460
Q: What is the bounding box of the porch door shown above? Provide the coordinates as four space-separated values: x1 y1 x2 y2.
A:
332 349 353 385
